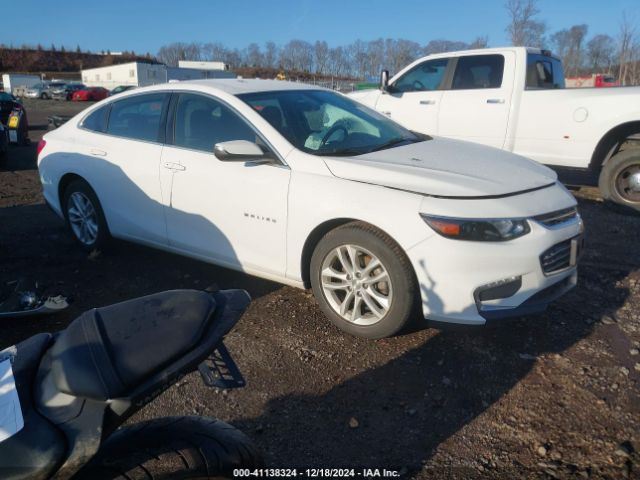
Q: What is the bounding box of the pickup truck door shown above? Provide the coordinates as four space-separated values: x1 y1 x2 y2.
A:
438 52 515 149
374 58 449 135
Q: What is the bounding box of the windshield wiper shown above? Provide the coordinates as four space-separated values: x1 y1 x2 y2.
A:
367 137 417 153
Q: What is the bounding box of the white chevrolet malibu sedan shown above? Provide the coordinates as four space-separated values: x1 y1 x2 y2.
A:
37 79 583 338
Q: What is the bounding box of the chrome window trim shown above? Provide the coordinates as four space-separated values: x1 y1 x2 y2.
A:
77 89 289 168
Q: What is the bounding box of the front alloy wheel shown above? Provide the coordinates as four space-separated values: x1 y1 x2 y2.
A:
310 222 418 339
321 244 392 325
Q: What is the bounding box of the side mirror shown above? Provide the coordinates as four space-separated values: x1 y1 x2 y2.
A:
380 70 390 91
214 140 270 162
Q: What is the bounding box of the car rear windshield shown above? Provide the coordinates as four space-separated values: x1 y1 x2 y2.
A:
526 54 565 89
238 89 423 156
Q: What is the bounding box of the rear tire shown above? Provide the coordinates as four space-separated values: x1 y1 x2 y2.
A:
598 149 640 213
75 416 264 480
62 179 111 251
310 221 419 339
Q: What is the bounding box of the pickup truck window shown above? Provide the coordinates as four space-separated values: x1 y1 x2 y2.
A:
526 54 565 89
392 58 449 93
451 55 504 90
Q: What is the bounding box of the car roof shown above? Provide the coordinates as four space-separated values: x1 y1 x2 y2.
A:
178 78 326 95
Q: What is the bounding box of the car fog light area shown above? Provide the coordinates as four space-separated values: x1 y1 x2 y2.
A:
420 214 530 241
474 276 523 303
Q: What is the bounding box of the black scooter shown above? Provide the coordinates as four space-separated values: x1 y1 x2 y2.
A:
0 288 263 479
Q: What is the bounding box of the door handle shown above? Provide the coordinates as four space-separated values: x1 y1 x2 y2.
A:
381 111 391 116
90 148 107 156
486 98 505 104
163 161 186 171
419 100 436 105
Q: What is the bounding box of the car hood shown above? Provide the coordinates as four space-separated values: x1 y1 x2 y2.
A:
322 137 558 198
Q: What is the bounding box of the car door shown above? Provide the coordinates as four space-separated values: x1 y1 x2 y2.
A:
374 57 449 135
438 53 515 149
75 93 170 245
161 92 290 276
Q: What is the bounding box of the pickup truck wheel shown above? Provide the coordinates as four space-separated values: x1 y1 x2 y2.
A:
310 222 418 339
599 149 640 213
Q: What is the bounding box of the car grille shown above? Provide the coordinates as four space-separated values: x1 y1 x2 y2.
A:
534 207 578 227
540 237 580 274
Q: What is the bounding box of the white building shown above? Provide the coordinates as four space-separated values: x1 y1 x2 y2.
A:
81 62 235 89
178 60 229 71
2 73 41 93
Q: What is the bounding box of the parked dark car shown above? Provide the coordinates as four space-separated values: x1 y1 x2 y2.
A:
71 86 109 101
51 83 86 101
109 85 136 96
0 92 23 125
0 122 8 163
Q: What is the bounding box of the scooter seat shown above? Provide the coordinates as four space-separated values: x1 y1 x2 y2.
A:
49 290 216 400
0 333 66 478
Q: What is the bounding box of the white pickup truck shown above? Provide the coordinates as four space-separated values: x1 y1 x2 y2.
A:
349 47 640 211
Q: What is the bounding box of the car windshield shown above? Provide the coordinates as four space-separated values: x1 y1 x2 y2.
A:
238 89 424 156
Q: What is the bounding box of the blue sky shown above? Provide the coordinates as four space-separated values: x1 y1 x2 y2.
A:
2 0 638 54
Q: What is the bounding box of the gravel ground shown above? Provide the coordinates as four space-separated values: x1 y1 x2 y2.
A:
1 99 639 479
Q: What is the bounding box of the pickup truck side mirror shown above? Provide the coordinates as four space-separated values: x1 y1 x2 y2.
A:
214 140 271 163
380 70 390 91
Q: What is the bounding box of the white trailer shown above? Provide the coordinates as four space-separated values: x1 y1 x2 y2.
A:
178 60 229 71
81 62 235 89
2 74 41 94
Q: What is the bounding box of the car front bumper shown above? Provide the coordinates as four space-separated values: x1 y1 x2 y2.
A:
406 213 583 326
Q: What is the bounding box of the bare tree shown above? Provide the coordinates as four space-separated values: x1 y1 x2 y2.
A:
246 43 263 67
365 38 386 78
158 42 201 66
586 34 615 72
469 36 490 49
617 12 637 85
202 43 228 63
423 39 471 55
504 0 546 47
313 40 329 74
280 40 313 72
327 46 348 77
264 41 278 68
347 40 369 78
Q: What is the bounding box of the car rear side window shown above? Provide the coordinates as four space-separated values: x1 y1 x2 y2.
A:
81 106 109 133
526 54 566 89
172 93 257 153
106 93 168 142
451 55 504 89
392 58 449 93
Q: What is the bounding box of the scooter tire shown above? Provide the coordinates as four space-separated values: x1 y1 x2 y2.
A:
75 416 264 479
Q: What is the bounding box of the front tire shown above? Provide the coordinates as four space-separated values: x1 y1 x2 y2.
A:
75 416 264 479
599 149 640 213
310 221 418 339
62 179 111 251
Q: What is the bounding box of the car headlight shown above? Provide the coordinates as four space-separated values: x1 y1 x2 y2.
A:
420 214 530 241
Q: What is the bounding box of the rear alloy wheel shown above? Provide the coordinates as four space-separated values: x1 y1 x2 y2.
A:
311 222 418 338
63 179 111 250
599 149 640 213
